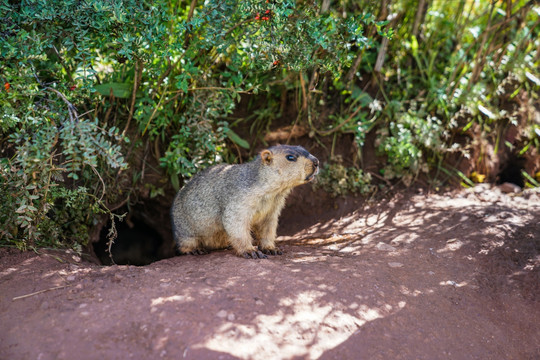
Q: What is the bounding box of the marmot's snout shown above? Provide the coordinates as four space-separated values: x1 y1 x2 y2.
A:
305 156 319 182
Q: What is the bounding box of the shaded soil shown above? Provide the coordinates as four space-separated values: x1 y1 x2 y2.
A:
1 185 540 359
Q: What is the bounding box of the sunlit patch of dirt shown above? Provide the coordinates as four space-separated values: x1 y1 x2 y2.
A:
1 186 539 359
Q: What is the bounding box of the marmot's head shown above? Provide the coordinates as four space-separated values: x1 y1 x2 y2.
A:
259 145 319 188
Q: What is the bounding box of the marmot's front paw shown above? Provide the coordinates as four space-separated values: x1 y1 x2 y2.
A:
242 249 268 259
260 247 283 256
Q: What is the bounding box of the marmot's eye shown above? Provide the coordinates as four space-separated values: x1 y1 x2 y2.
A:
286 155 297 162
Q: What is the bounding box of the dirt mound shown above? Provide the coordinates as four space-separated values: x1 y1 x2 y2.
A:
1 186 539 359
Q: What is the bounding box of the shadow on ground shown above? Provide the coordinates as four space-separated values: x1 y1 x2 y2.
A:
1 187 539 359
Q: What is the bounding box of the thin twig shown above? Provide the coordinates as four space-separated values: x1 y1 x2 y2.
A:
12 285 70 301
104 88 115 125
187 0 198 21
411 0 427 38
469 1 496 87
142 89 166 136
224 18 253 38
299 72 308 111
374 37 389 73
368 170 392 187
91 165 106 202
123 59 142 137
152 57 174 100
485 0 535 33
317 103 364 136
77 108 96 120
44 87 78 123
165 87 254 94
108 197 129 212
345 50 364 85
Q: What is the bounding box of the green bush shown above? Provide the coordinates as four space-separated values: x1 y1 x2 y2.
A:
1 0 382 249
376 111 447 185
1 0 538 249
314 163 375 197
375 0 539 182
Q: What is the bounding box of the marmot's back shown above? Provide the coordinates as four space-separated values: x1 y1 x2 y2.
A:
170 145 319 258
171 163 256 239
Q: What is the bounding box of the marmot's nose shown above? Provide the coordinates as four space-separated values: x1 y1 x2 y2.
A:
312 157 319 168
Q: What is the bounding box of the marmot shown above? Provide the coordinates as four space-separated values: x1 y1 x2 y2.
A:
170 145 319 259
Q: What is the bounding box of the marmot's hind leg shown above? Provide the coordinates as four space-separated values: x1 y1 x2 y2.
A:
177 237 209 255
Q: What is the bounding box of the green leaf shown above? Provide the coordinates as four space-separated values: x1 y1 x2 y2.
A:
16 205 27 213
411 35 418 58
522 171 540 187
170 172 180 192
225 129 249 149
456 170 475 187
94 83 133 98
351 86 373 107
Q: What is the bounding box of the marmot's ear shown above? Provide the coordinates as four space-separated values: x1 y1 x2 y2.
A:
261 149 273 165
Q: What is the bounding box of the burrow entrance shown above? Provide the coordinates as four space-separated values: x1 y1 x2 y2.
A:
497 155 526 187
92 203 176 266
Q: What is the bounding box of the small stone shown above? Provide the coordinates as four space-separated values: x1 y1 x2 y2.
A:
375 242 397 252
388 262 403 268
255 300 265 306
522 188 540 200
227 313 235 321
216 310 228 318
499 182 521 194
66 275 76 281
473 183 491 193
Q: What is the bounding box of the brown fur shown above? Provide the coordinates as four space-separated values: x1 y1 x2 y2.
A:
170 145 319 259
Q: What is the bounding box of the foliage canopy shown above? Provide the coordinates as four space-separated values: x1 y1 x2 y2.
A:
1 0 539 250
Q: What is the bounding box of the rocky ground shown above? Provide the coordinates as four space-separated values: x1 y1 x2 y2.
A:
1 185 539 359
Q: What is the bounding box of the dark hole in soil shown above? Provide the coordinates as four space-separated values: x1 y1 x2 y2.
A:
93 215 166 266
497 156 525 187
